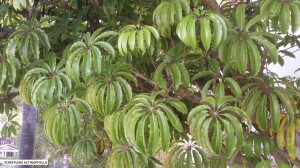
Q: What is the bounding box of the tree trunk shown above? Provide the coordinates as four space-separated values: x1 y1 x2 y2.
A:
18 103 37 168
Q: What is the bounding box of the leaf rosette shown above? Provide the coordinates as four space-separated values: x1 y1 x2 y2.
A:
187 96 251 158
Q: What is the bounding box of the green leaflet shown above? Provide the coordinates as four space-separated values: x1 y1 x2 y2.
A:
269 93 280 132
154 63 167 89
136 114 148 153
221 118 237 158
34 28 51 50
200 18 211 51
290 4 300 33
273 88 295 125
200 117 217 155
176 63 190 88
279 3 291 33
251 36 278 63
30 32 40 59
186 16 196 49
167 99 188 114
211 119 222 154
156 109 171 151
157 103 183 132
236 4 246 31
0 63 7 89
237 42 248 75
222 113 244 148
245 90 262 118
137 29 145 53
168 63 182 90
246 40 261 75
148 113 159 155
215 82 225 101
225 77 242 98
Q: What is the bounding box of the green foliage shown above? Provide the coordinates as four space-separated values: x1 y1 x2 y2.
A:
67 29 117 82
192 58 242 98
261 0 300 33
219 4 281 75
0 112 19 137
87 63 137 118
0 0 300 167
153 0 190 37
154 45 190 90
6 18 50 63
43 97 91 145
118 25 159 55
242 134 275 158
241 77 296 131
177 9 227 50
121 91 187 154
20 53 72 107
0 52 20 91
167 140 209 168
187 95 250 158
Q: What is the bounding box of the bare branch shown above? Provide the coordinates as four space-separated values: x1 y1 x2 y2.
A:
132 69 201 104
0 27 14 39
0 92 19 103
202 0 222 13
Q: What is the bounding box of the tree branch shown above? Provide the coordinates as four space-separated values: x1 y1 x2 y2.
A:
0 92 19 103
202 0 222 13
132 69 201 104
41 0 73 10
272 145 300 167
0 27 14 39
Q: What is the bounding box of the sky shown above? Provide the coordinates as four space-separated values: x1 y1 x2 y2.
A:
268 50 300 78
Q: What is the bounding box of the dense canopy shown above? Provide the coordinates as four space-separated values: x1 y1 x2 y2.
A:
0 0 300 167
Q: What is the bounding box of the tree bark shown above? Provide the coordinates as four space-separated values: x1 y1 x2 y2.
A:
18 103 37 168
202 0 222 13
132 69 201 103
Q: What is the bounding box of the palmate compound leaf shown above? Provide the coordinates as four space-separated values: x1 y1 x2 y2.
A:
154 45 190 90
274 116 297 160
20 53 72 108
0 112 20 138
154 61 190 91
242 134 275 158
219 4 281 76
70 129 97 166
107 144 143 168
167 140 209 168
192 59 242 99
176 10 227 51
87 62 137 119
67 29 117 83
0 89 18 117
43 97 91 145
104 112 163 168
0 52 20 90
6 19 50 63
187 96 250 159
261 0 300 34
153 0 190 37
241 77 297 132
120 91 187 155
118 25 159 55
